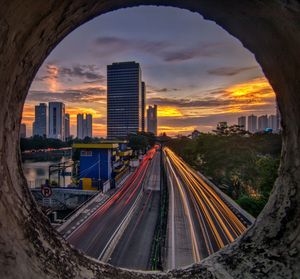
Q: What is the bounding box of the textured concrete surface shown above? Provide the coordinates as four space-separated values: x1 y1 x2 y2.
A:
0 1 300 278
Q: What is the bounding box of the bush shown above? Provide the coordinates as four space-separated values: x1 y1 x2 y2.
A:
236 195 267 217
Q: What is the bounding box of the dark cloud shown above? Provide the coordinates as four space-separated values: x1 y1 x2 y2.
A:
27 87 106 103
148 93 274 110
207 66 258 76
94 36 170 53
36 64 105 82
162 43 223 62
148 96 235 108
147 85 180 93
59 65 105 81
94 36 224 62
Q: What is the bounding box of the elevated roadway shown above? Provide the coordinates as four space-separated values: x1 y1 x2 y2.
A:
163 147 253 269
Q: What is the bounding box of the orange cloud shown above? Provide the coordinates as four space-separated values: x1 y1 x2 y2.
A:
158 107 183 117
226 77 274 101
22 77 276 137
45 64 60 92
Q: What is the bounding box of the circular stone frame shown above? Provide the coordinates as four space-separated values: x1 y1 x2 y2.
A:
0 1 299 278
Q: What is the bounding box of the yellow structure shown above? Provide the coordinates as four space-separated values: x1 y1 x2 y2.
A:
80 178 95 190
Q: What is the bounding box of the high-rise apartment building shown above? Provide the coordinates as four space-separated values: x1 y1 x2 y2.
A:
238 116 246 130
268 115 277 132
33 103 47 137
65 113 70 139
276 106 281 133
147 105 158 136
77 114 93 139
107 61 142 139
20 123 26 138
86 114 92 138
248 114 257 133
48 102 65 141
258 115 268 132
141 81 146 132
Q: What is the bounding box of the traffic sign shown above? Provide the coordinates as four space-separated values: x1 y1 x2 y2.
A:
41 186 52 198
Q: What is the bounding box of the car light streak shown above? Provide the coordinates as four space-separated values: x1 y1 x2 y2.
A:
164 147 247 257
166 156 201 263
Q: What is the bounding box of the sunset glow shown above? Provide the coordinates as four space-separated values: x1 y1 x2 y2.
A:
22 6 277 137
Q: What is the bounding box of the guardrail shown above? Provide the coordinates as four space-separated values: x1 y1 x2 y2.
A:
57 191 107 233
197 171 255 224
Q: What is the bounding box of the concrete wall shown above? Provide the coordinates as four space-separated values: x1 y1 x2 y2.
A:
0 1 300 278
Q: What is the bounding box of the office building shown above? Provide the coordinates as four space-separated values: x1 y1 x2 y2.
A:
77 113 93 139
33 103 47 137
20 123 26 138
107 61 142 139
48 102 65 141
147 105 158 135
258 115 268 132
238 116 246 130
141 81 146 132
248 114 257 133
65 113 70 139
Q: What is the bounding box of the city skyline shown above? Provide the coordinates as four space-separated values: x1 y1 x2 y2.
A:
22 6 276 137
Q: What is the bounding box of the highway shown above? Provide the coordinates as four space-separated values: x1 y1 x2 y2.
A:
109 150 161 270
65 147 157 260
163 147 251 269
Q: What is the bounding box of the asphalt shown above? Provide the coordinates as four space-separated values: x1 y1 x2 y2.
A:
109 151 161 270
65 148 156 260
164 147 250 269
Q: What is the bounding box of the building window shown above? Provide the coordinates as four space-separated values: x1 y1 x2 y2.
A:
81 150 92 157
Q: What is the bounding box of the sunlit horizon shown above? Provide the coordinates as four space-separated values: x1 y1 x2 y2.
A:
22 6 276 138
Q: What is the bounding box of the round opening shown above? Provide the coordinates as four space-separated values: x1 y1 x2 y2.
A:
21 5 280 272
1 1 299 278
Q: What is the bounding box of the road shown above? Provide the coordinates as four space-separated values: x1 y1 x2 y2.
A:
65 147 156 260
164 147 251 269
109 150 161 270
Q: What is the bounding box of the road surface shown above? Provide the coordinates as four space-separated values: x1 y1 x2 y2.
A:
163 147 251 269
109 150 161 270
65 148 157 260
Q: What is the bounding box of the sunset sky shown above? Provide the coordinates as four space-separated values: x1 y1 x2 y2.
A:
23 6 276 137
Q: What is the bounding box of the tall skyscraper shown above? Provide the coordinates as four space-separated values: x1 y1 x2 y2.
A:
147 105 158 136
64 113 70 139
269 115 278 132
276 105 281 132
141 81 146 132
107 61 142 139
20 123 26 138
86 114 92 138
238 116 246 130
33 103 47 137
258 115 268 132
248 114 257 133
77 114 93 139
48 102 65 141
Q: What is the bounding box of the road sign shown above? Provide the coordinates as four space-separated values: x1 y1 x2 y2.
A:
41 186 52 198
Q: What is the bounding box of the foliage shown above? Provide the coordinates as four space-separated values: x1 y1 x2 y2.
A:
167 133 281 216
236 195 267 217
127 132 156 153
20 136 69 151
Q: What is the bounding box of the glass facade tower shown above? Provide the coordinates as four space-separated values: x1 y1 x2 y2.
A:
107 62 142 139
